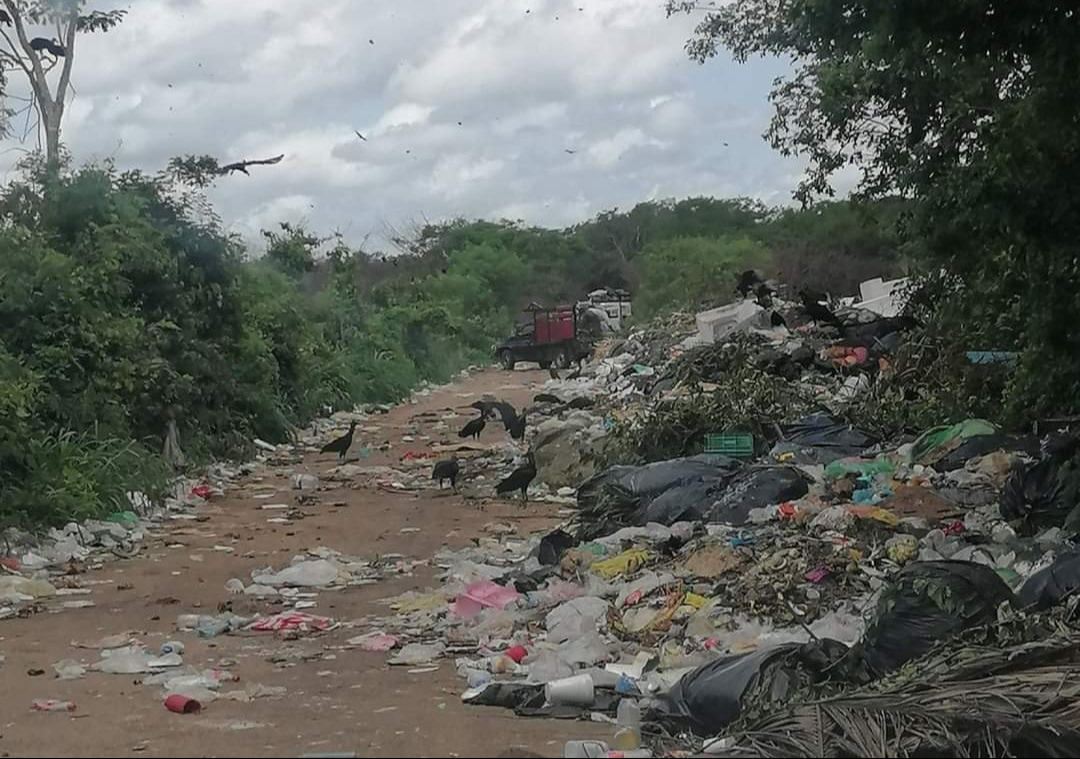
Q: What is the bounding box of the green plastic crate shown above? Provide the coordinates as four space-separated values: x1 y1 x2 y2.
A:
704 432 754 458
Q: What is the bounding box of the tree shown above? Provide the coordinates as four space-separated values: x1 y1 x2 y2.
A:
263 222 320 279
0 1 125 176
669 1 1080 420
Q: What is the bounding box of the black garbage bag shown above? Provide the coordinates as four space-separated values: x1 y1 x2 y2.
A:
856 561 1015 677
1001 437 1080 535
706 466 810 524
642 480 727 525
576 455 742 539
779 413 878 462
650 640 849 736
537 529 576 566
935 432 1039 472
1019 550 1080 610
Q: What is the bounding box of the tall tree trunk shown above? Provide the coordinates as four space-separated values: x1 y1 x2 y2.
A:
42 101 62 181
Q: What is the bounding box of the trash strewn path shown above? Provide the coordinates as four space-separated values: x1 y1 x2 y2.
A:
1 368 605 758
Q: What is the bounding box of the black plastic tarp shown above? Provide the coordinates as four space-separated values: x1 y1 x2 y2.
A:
857 560 1016 677
576 454 742 514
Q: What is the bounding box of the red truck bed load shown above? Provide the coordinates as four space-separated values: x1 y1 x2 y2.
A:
533 306 575 344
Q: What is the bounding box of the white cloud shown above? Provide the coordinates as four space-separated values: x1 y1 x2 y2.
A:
0 0 806 247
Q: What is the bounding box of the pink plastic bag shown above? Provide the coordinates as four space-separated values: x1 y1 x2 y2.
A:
451 580 520 618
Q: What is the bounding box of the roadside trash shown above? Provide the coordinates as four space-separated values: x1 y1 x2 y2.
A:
545 673 594 706
94 645 153 674
291 473 319 491
452 580 520 618
1001 437 1080 534
164 694 201 714
564 741 610 758
1019 550 1080 610
613 698 642 749
249 612 335 633
856 561 1015 677
51 659 86 680
504 645 528 664
253 558 340 587
31 699 76 712
910 419 998 466
347 632 398 651
388 642 445 666
703 432 753 458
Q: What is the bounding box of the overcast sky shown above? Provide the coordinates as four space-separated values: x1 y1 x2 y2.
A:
0 0 805 251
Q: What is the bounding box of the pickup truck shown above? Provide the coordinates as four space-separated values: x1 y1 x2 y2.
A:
494 305 593 371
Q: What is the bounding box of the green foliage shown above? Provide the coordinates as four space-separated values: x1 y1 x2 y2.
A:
0 149 904 529
636 235 770 318
672 0 1080 422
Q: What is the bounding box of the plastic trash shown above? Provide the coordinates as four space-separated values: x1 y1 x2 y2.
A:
780 414 878 461
94 645 152 674
1019 550 1080 610
163 694 201 714
564 741 610 758
1001 438 1080 535
253 558 340 587
546 597 610 643
545 673 594 706
857 560 1016 676
452 580 520 618
613 699 642 749
52 659 86 680
388 642 445 666
707 466 810 524
910 419 997 466
824 456 895 481
291 473 320 491
31 699 76 712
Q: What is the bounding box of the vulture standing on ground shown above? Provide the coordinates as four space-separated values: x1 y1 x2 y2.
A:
458 415 486 440
495 451 536 505
491 401 528 440
320 421 357 463
432 458 460 492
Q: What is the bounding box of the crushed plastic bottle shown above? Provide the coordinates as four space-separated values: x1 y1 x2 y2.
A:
612 698 642 750
31 699 76 712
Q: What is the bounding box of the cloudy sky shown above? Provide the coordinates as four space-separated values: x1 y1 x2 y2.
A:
0 0 805 251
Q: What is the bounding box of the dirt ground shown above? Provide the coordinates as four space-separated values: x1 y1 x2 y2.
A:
1 368 609 758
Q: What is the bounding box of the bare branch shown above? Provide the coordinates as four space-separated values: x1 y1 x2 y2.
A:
55 9 77 105
3 0 52 105
0 27 32 78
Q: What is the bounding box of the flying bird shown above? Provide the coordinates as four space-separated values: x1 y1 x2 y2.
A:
320 421 357 463
495 451 537 506
432 458 460 492
355 131 367 141
458 416 486 440
564 149 577 154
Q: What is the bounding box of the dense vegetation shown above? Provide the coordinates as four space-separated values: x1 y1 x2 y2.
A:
0 151 903 529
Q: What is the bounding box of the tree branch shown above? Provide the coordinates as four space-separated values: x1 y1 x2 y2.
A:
55 9 77 107
0 27 32 78
3 0 52 105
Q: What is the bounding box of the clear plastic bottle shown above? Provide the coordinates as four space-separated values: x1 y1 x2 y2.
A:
612 698 642 750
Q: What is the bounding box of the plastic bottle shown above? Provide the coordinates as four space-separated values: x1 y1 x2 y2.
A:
31 699 76 712
612 698 642 750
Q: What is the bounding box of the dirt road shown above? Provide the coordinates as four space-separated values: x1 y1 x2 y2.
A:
1 368 607 758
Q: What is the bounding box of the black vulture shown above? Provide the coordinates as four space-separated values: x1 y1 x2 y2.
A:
29 37 51 52
432 458 460 492
799 290 843 328
754 282 774 308
46 40 66 57
549 366 560 380
491 401 528 440
468 400 498 419
735 269 763 298
458 416 486 440
495 451 536 505
0 10 11 26
533 393 563 405
770 311 788 329
320 421 357 463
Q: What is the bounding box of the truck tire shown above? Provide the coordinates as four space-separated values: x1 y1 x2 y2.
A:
553 348 571 370
499 350 516 371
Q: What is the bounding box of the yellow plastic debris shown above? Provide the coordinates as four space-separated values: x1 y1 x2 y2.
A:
590 547 653 579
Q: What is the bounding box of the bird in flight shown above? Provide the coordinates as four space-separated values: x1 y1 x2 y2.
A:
355 131 367 141
564 149 577 154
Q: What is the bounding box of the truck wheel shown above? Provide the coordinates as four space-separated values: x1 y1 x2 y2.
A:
499 350 516 371
553 349 571 370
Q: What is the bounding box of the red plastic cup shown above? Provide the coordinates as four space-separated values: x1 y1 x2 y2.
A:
164 694 201 714
504 645 528 664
